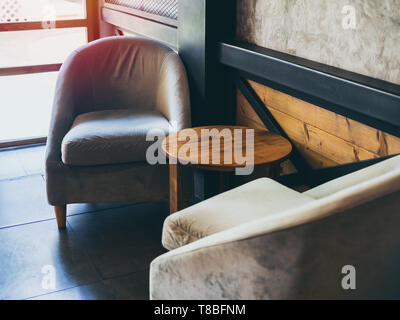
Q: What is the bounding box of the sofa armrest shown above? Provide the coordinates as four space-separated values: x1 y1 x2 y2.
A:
156 52 191 131
45 49 91 165
150 190 400 299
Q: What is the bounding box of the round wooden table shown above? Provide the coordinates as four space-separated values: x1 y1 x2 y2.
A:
162 126 292 213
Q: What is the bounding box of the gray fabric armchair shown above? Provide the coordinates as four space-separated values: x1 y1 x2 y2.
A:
150 155 400 299
46 36 191 228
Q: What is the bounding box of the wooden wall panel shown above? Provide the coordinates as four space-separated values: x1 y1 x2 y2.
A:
237 91 265 130
237 81 400 170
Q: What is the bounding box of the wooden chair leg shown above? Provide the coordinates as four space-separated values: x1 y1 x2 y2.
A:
54 205 67 229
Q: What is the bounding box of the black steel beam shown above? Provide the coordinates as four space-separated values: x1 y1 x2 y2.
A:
179 0 236 126
236 77 311 174
219 41 400 138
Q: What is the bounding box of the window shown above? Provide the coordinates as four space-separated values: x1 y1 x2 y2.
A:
0 0 97 146
0 0 86 23
0 27 87 68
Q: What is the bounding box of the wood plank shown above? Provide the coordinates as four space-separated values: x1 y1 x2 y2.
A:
237 91 267 130
0 137 47 149
268 107 378 164
267 107 306 145
0 64 61 77
236 114 265 132
294 142 338 169
237 90 336 170
86 0 100 42
239 93 377 165
385 133 400 155
249 80 399 156
237 83 393 170
0 19 87 31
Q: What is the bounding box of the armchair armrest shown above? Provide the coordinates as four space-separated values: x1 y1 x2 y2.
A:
45 49 91 164
156 52 191 131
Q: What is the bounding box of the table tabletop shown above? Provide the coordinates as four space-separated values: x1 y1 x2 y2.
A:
162 126 292 171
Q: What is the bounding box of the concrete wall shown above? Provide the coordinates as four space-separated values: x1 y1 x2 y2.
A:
237 0 400 84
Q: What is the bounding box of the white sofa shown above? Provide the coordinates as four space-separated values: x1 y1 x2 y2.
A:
150 155 400 299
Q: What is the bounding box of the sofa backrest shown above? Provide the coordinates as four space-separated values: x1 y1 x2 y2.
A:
165 155 400 253
304 155 400 199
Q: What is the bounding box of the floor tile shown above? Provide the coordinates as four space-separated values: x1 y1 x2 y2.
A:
0 220 100 300
29 269 151 300
0 172 130 229
0 146 169 300
103 270 150 300
29 281 116 300
14 145 46 176
67 202 137 216
67 202 168 279
0 175 54 228
0 149 25 180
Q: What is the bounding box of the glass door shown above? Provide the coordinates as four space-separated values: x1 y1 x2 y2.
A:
0 0 98 147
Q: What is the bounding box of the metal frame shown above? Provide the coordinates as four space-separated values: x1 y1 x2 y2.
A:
236 76 311 174
220 42 400 186
102 6 177 48
178 0 236 126
103 2 178 27
219 41 400 139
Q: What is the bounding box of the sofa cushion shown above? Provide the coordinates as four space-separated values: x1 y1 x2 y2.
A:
61 109 170 166
162 178 315 250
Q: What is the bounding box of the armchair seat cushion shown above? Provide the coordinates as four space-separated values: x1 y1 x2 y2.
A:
162 178 315 250
61 109 170 166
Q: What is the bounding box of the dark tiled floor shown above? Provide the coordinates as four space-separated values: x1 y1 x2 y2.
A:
0 175 54 228
0 145 169 300
30 270 150 300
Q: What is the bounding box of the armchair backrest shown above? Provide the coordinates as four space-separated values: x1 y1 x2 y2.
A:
168 155 400 254
305 155 400 199
60 36 186 118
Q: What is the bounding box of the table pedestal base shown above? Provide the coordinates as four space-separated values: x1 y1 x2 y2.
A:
169 163 184 214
